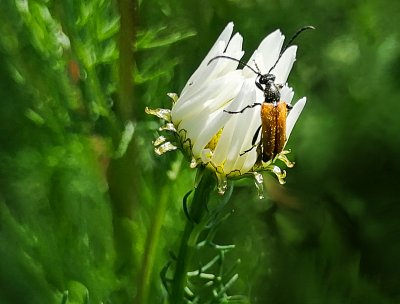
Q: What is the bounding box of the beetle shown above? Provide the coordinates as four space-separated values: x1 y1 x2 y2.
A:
208 26 314 162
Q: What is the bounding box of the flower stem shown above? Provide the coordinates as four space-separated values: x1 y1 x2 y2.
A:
136 185 170 304
170 168 215 304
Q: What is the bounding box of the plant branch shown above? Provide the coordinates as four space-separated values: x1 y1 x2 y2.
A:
170 169 215 303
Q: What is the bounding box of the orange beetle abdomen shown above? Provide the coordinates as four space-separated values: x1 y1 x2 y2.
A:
260 101 287 162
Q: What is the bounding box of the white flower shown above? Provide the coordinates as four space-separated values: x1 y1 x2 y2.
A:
146 22 308 192
171 23 245 157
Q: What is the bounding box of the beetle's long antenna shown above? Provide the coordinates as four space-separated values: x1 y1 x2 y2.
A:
208 55 261 75
267 25 315 74
208 26 315 76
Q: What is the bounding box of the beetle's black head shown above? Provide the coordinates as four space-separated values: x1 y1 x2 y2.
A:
259 73 275 85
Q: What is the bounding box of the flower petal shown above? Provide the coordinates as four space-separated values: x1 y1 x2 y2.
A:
182 22 234 91
191 110 230 157
172 70 244 124
178 24 244 106
280 85 294 105
226 32 243 54
243 29 284 77
271 45 297 84
211 79 261 174
286 97 306 143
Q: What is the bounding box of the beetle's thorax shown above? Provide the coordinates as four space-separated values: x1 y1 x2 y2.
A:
264 81 280 105
258 73 280 105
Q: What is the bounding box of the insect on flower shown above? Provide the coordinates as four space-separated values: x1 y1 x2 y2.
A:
147 22 312 192
208 26 315 163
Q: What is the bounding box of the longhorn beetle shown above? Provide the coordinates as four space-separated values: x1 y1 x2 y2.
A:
208 26 314 163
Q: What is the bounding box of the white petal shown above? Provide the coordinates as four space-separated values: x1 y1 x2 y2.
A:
225 32 243 55
212 80 261 173
178 25 244 104
215 32 244 77
195 22 235 70
211 22 235 54
179 23 236 97
191 110 230 156
172 70 244 123
238 147 258 173
176 76 245 153
179 41 226 99
271 45 297 84
244 30 284 77
286 97 306 143
280 85 294 104
211 81 253 164
229 103 261 174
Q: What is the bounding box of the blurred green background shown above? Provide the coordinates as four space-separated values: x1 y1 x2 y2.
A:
1 0 400 303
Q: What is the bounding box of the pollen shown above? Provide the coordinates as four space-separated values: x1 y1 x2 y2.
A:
205 128 223 151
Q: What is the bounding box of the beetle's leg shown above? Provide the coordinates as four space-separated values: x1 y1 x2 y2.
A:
224 103 262 114
239 125 262 156
251 125 262 145
240 145 257 156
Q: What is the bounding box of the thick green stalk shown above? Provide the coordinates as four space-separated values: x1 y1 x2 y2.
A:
170 169 215 304
116 0 136 121
106 2 137 302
